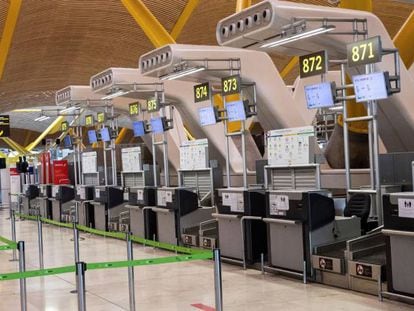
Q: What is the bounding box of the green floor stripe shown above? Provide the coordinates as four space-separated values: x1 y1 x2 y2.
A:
14 213 210 255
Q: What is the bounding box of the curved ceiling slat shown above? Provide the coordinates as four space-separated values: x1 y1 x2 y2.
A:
0 0 411 113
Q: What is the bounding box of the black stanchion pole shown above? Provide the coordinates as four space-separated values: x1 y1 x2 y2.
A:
18 241 27 311
126 232 136 311
76 262 87 311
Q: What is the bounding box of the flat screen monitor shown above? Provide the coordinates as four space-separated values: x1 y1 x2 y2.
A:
100 127 111 142
304 82 335 109
151 117 165 134
352 72 389 102
63 135 72 148
198 106 217 126
87 130 97 144
133 121 146 137
226 100 246 121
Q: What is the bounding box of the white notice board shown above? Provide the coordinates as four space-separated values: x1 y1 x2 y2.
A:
82 152 98 174
267 126 315 166
122 147 142 173
180 139 209 170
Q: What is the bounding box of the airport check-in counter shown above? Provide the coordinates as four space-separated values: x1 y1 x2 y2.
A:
153 187 212 246
383 192 414 299
38 184 53 219
124 162 158 239
127 186 157 239
22 184 40 216
75 185 96 227
50 184 75 222
264 189 360 279
92 186 125 231
214 187 267 265
178 163 222 248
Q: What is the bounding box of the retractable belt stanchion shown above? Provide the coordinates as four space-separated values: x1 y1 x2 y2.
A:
18 241 27 311
37 215 44 269
10 208 17 261
126 232 136 311
76 262 87 311
213 248 223 311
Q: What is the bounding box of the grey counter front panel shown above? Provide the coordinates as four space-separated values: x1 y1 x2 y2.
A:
390 234 414 295
268 221 303 272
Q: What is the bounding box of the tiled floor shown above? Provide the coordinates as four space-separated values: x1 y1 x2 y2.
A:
0 209 412 311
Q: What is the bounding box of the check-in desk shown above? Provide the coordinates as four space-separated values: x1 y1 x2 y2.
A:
75 185 96 227
22 184 39 215
265 190 360 281
38 184 52 219
153 187 212 245
214 187 267 266
50 184 75 222
383 192 414 300
92 186 125 231
127 186 157 239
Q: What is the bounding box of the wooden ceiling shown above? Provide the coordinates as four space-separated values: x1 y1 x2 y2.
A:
0 0 412 112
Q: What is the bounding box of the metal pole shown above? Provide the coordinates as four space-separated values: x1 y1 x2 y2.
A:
261 253 264 275
224 127 231 188
126 232 136 311
303 260 307 284
10 208 17 261
161 104 169 187
213 248 223 311
18 241 27 311
372 101 382 224
341 63 351 199
152 134 158 187
37 215 44 269
241 121 247 188
76 262 87 311
73 221 80 263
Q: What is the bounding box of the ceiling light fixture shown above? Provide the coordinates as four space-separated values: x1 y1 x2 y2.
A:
160 66 206 81
34 115 51 122
101 89 130 100
59 106 78 114
261 25 336 48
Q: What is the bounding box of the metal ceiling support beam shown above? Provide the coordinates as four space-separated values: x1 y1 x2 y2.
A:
170 0 200 40
26 116 64 151
280 57 298 79
183 126 195 140
393 10 414 69
236 0 252 12
2 137 27 154
339 0 372 11
115 127 128 144
121 0 175 47
0 0 22 79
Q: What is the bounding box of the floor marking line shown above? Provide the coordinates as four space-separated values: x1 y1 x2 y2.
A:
191 303 216 311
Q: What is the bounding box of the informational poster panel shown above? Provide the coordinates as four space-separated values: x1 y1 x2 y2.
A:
81 152 98 174
121 147 142 173
9 168 20 203
267 126 315 166
180 139 209 170
52 160 70 184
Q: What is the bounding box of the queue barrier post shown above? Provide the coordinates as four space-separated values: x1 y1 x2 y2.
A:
76 262 87 311
37 216 44 269
126 232 136 311
18 241 27 311
213 248 223 311
10 208 17 261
